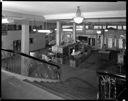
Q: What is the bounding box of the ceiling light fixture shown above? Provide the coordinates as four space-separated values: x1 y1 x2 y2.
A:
73 6 84 24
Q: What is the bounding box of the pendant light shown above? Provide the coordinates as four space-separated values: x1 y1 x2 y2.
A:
73 6 84 24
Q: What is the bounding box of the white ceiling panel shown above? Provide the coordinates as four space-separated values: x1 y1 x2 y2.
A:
2 1 126 20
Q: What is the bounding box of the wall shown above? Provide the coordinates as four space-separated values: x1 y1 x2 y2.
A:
29 33 46 51
2 31 46 51
61 31 73 43
104 30 126 49
76 30 99 49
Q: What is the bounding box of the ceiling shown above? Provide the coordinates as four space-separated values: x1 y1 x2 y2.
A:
2 1 126 23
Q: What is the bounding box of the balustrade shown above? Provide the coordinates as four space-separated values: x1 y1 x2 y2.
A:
1 49 61 80
97 71 126 100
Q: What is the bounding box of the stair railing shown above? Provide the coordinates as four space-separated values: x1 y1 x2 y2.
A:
1 48 61 80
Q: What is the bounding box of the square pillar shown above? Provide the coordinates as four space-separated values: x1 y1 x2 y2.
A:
21 24 29 54
73 22 76 43
21 23 30 76
100 35 103 49
56 21 61 46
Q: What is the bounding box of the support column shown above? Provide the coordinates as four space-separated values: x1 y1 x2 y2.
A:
100 35 103 49
56 21 61 46
21 23 30 76
90 38 92 46
73 22 76 43
95 35 98 49
102 31 105 47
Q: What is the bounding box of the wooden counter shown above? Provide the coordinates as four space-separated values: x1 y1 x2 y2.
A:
69 50 91 67
98 50 110 61
52 42 80 57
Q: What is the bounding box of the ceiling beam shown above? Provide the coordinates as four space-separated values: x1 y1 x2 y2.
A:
45 10 126 20
2 10 45 21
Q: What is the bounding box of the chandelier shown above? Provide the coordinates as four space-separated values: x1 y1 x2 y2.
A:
73 6 84 24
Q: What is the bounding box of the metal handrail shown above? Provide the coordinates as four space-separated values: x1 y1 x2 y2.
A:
97 71 126 80
1 48 61 70
97 70 126 100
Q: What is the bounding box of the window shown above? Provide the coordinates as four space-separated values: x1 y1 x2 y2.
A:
114 38 117 48
107 25 117 29
123 25 126 30
94 26 98 29
103 25 106 29
117 25 122 30
119 38 123 49
108 38 112 48
76 25 83 31
16 25 19 30
62 25 73 28
2 24 7 31
30 38 34 44
94 25 102 29
85 25 89 29
18 25 21 30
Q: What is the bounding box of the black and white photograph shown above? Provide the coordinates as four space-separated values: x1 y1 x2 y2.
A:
1 1 126 100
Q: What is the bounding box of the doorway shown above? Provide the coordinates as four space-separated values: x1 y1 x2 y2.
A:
13 40 21 52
